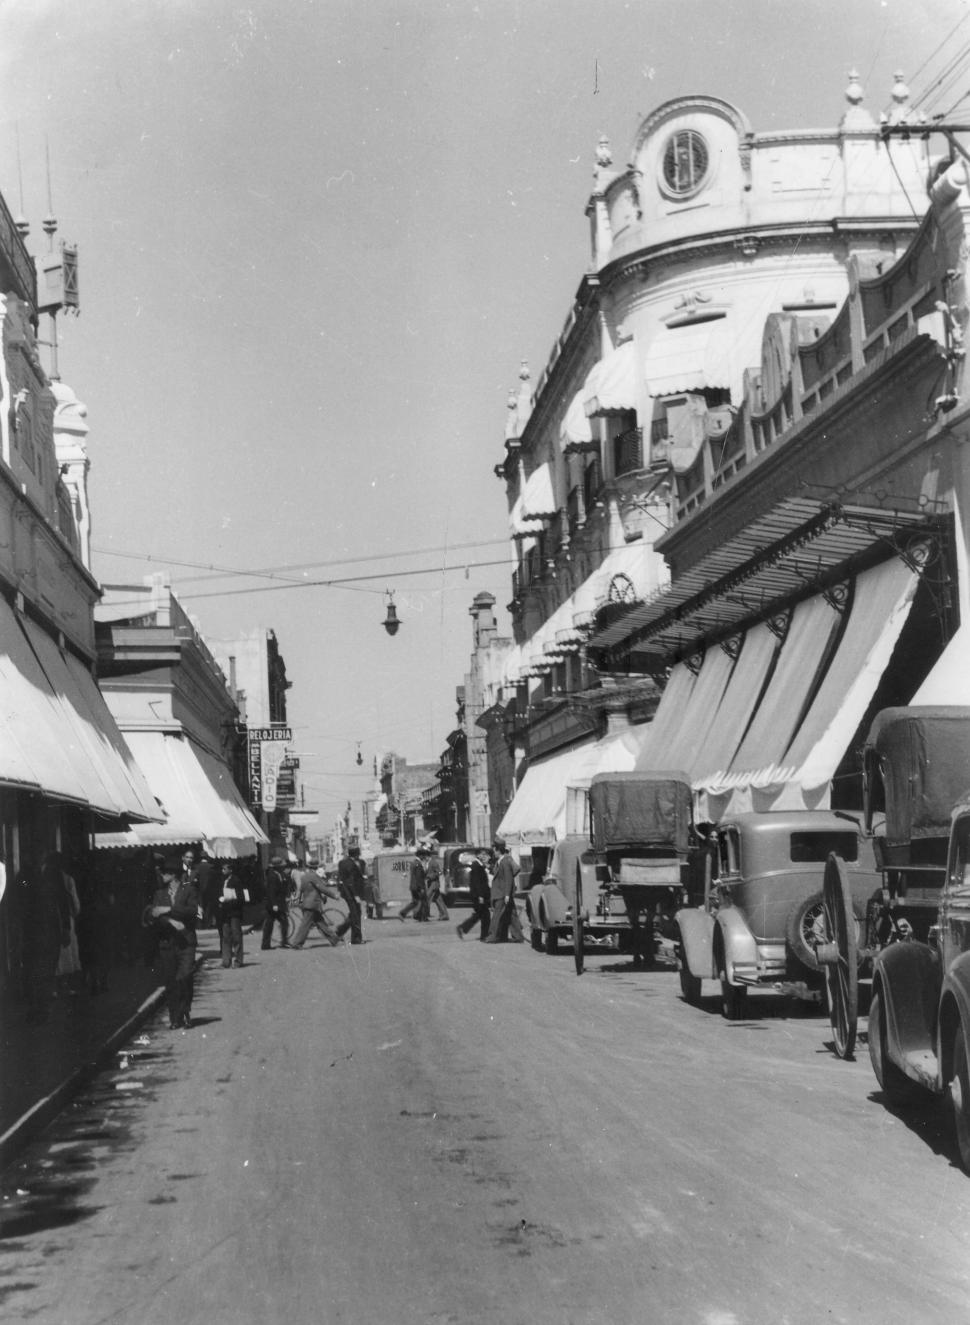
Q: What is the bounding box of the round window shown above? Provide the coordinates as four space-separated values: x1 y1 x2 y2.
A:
661 130 709 198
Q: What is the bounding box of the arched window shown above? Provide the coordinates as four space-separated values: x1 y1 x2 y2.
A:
661 130 709 198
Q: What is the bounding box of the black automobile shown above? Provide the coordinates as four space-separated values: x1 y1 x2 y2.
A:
439 844 478 906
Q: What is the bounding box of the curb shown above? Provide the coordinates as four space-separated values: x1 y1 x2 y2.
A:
0 952 205 1173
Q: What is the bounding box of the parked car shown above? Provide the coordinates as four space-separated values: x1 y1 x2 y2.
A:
859 706 970 1172
675 810 881 1019
439 843 478 906
524 835 630 955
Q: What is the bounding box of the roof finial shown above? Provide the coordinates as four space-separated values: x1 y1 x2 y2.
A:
888 70 912 125
43 138 57 252
845 68 864 107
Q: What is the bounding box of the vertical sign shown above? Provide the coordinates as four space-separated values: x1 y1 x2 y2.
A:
246 726 292 811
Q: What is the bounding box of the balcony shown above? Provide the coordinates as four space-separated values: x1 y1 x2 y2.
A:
0 189 38 311
614 427 644 477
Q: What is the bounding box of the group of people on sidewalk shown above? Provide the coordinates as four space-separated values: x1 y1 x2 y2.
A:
456 838 525 944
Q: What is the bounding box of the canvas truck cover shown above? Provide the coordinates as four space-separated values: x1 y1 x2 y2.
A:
588 770 693 854
865 706 970 844
371 850 420 906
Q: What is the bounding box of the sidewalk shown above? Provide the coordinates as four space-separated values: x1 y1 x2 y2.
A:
0 933 219 1171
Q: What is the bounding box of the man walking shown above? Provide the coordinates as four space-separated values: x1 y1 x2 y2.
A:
399 847 429 922
456 850 491 941
149 860 200 1028
424 848 449 921
290 860 341 949
485 838 524 943
261 856 290 949
217 862 247 968
334 845 365 945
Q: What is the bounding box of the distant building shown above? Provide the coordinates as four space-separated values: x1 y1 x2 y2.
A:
94 576 267 859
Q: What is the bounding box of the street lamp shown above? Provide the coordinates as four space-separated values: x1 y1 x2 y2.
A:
382 590 401 636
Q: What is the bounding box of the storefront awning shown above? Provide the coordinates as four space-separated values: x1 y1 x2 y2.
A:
20 617 161 823
560 389 594 452
0 595 160 820
910 623 970 705
510 463 557 538
95 730 268 856
583 340 638 416
644 319 733 397
638 643 736 778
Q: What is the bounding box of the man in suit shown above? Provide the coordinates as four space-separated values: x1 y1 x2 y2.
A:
456 850 492 941
261 856 290 949
290 860 341 949
334 846 365 945
149 860 200 1028
485 838 524 943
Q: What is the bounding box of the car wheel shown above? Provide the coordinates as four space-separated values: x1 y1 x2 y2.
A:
544 927 558 955
530 925 543 952
868 990 925 1106
951 1025 970 1174
720 969 747 1021
679 962 702 1006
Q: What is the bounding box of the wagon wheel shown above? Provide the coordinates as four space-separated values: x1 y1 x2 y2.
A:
573 863 585 976
821 852 858 1060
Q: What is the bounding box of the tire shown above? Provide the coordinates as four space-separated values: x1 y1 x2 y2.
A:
868 990 925 1106
530 925 543 952
679 962 702 1006
720 968 747 1021
786 891 826 972
951 1026 970 1174
544 927 559 955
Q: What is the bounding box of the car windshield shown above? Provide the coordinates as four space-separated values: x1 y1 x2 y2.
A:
788 831 858 863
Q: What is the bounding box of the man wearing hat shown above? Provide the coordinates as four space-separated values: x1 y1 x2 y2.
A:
261 855 290 950
484 837 524 943
334 845 365 945
290 859 341 949
148 859 200 1028
399 846 429 922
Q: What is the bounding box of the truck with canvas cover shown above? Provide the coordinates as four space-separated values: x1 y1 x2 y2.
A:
370 848 420 917
587 771 700 973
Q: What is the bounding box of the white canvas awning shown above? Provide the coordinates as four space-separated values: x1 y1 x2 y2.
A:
583 340 638 416
644 319 733 397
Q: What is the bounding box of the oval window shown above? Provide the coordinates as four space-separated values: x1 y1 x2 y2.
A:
661 130 709 198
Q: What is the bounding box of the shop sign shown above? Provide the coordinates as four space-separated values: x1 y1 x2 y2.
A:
246 725 293 811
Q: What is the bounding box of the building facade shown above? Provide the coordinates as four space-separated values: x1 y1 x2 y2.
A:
493 74 936 851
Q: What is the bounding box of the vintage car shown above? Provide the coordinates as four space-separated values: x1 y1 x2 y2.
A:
438 843 478 906
675 809 881 1019
588 772 701 971
525 835 629 956
861 707 970 1171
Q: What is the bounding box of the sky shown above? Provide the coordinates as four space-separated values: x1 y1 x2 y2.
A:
0 0 966 828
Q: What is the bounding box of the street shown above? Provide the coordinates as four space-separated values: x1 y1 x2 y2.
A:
2 921 970 1325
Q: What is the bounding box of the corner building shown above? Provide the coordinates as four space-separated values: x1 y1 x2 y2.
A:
494 75 942 850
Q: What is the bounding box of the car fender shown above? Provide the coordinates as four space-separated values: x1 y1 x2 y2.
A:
675 907 716 979
874 941 941 1066
715 906 758 979
540 881 569 929
939 951 970 1074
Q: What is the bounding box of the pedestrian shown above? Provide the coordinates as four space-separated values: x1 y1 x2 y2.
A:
334 845 365 944
198 856 219 930
147 859 200 1029
217 861 248 968
290 859 341 949
456 850 491 941
261 855 290 949
485 838 524 943
424 848 450 921
56 856 82 992
21 856 71 1024
399 848 429 922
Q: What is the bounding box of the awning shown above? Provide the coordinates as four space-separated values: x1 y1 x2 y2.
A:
0 595 160 820
20 618 161 823
496 743 605 846
632 660 699 770
95 730 268 856
510 463 557 537
560 389 594 452
910 623 970 704
644 319 734 397
583 340 638 416
639 644 736 777
768 557 920 802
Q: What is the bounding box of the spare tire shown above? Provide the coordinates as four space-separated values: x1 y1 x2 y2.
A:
786 889 862 974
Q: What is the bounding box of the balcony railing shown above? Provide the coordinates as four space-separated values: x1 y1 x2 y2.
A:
0 189 38 309
614 427 644 477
